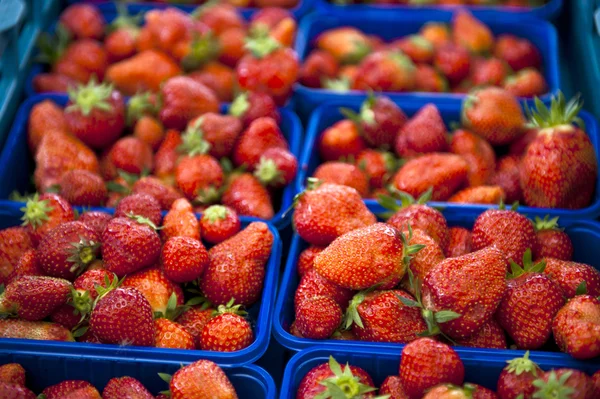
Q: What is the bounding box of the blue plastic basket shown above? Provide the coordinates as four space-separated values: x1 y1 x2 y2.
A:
0 204 282 366
293 12 560 120
273 216 600 365
280 346 600 399
0 94 302 229
296 99 600 221
0 351 276 398
314 0 563 21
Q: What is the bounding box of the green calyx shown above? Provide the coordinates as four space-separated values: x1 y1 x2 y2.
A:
377 187 432 215
322 77 351 93
254 157 284 186
154 292 186 320
126 91 160 126
532 370 575 399
408 35 433 51
388 50 416 74
358 93 377 126
36 24 71 65
525 92 585 131
533 215 561 232
108 3 142 33
127 213 159 231
213 298 247 317
66 237 101 276
229 92 250 118
505 351 540 377
498 198 520 211
507 249 546 279
194 185 222 206
203 205 228 223
181 32 221 72
66 79 114 117
244 29 281 59
399 225 426 270
341 40 372 65
20 193 53 230
315 356 386 399
178 117 212 156
343 291 368 330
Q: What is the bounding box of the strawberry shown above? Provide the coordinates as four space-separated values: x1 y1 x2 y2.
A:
233 116 288 169
159 76 220 130
199 205 241 244
106 50 182 96
592 371 600 396
434 44 471 85
455 319 507 349
415 63 449 93
188 113 243 159
533 216 573 261
47 39 108 84
313 161 370 197
296 356 377 399
391 153 468 201
399 338 465 399
504 68 547 98
64 81 125 150
0 319 74 341
217 27 246 68
392 35 434 64
196 3 244 35
422 247 507 340
543 258 600 298
490 155 523 204
421 384 492 399
27 99 68 153
200 222 272 306
176 304 214 344
101 216 161 277
445 227 472 258
294 295 342 339
105 24 139 64
509 128 538 157
348 95 408 149
132 176 183 211
59 4 105 40
316 27 371 64
448 185 505 204
161 236 209 283
32 73 76 94
420 22 451 48
353 50 417 92
318 119 367 162
133 115 164 151
122 267 183 316
0 276 71 321
395 103 448 158
221 173 274 219
78 211 111 237
452 10 494 54
0 381 36 398
154 129 183 180
58 170 107 206
299 50 339 88
380 376 409 399
155 318 196 350
37 221 100 280
103 137 154 180
0 363 25 386
471 208 536 263
254 147 297 189
496 352 542 399
0 228 35 284
229 91 280 128
293 181 376 246
399 228 445 296
532 369 596 399
199 301 253 351
356 149 398 189
115 193 162 227
89 287 155 346
20 193 75 244
520 93 598 209
250 7 296 47
102 377 154 399
161 198 201 241
168 360 237 399
472 57 510 87
450 128 496 187
42 380 98 399
175 154 224 203
294 268 354 313
494 34 541 72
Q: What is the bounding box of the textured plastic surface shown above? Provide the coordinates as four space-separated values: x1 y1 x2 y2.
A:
273 217 600 363
0 205 282 366
293 12 560 119
0 94 302 228
0 351 276 398
280 346 599 399
296 99 600 221
315 0 563 21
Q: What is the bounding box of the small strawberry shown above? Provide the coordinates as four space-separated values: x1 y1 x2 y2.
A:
316 27 371 64
159 76 220 130
494 34 541 72
299 50 339 88
504 68 547 98
221 173 274 219
187 113 243 159
40 36 107 84
199 205 241 244
356 149 397 190
543 258 600 298
420 22 451 48
533 216 573 261
450 128 496 187
552 295 600 360
532 369 596 399
122 267 183 316
167 360 237 399
102 376 153 399
133 115 165 151
448 185 505 204
199 300 253 352
318 119 367 162
161 236 209 283
27 99 68 153
294 295 342 339
380 375 409 399
20 193 75 244
472 57 510 87
455 319 507 349
294 268 354 313
175 154 224 203
0 228 35 284
229 91 280 128
232 116 288 169
161 198 201 241
103 137 154 179
59 4 105 40
254 147 298 189
490 155 523 204
41 380 99 399
155 318 196 350
391 35 434 64
434 44 471 85
0 319 74 341
176 304 215 347
0 363 25 386
353 50 417 92
452 10 494 54
58 169 107 207
114 193 162 227
132 176 183 211
395 103 448 158
445 227 472 258
415 63 449 93
313 161 370 198
0 381 36 398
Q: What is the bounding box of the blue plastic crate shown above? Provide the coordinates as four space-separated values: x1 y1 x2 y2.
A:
0 351 276 398
0 204 282 366
0 94 302 229
314 0 562 21
280 346 600 399
296 99 600 221
273 216 600 365
293 11 559 120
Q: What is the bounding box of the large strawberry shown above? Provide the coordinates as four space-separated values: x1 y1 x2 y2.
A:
552 295 600 360
496 352 543 399
542 258 600 298
0 363 25 386
167 360 238 399
0 276 71 321
395 103 448 158
520 93 598 209
433 44 471 85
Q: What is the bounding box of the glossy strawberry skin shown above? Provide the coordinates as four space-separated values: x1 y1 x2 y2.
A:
23 193 75 244
78 211 111 238
490 155 523 204
122 267 183 316
534 229 573 261
221 173 274 219
42 380 97 399
3 276 72 321
176 306 214 348
161 198 201 242
199 205 241 245
0 228 35 284
159 76 220 130
161 236 209 283
543 258 600 298
387 204 450 252
395 104 448 158
295 295 342 339
318 119 367 162
297 246 325 276
175 155 224 201
155 318 196 349
102 376 154 399
169 360 237 399
232 117 288 169
200 312 253 352
455 319 507 349
54 40 108 84
445 227 472 258
353 50 417 92
294 268 354 313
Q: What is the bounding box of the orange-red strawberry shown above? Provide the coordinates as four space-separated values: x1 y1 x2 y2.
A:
161 236 209 283
420 22 451 48
32 73 76 94
318 119 367 162
297 246 325 276
0 228 35 284
313 162 369 198
543 258 600 299
399 228 445 296
133 115 165 151
250 7 296 47
391 35 434 64
494 34 541 72
520 94 598 209
356 149 397 189
0 319 74 341
448 185 505 204
122 267 183 316
229 91 280 128
217 26 246 68
103 137 154 180
0 363 25 386
415 63 449 93
294 295 342 339
154 129 183 180
353 50 416 92
471 207 536 263
199 205 241 244
50 39 108 84
78 211 111 237
233 116 288 169
20 193 75 244
42 380 98 399
395 104 448 158
533 216 573 261
299 50 339 88
399 338 465 399
221 173 274 219
161 198 201 241
450 128 496 187
102 376 154 399
188 62 235 102
59 4 105 40
154 318 196 349
490 155 523 204
168 360 237 399
159 76 219 130
0 381 36 398
187 113 243 159
58 169 107 206
199 302 253 352
452 10 494 54
132 176 183 211
496 352 542 399
434 44 471 85
316 27 371 64
504 68 547 98
380 376 408 399
200 222 272 306
196 3 245 36
392 153 468 201
455 319 507 349
471 57 510 87
0 276 71 321
27 99 68 153
552 295 600 360
294 268 354 315
175 154 224 203
445 227 472 258
532 369 596 399
176 305 214 347
422 247 507 340
254 147 298 188
105 25 139 64
115 193 162 227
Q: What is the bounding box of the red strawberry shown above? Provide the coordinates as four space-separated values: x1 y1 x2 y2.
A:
422 384 496 399
114 193 162 227
64 81 125 150
356 149 397 189
176 305 214 347
504 68 547 98
122 267 183 316
434 44 471 85
510 128 538 157
59 4 105 40
27 99 68 152
415 63 449 93
155 318 196 349
497 351 543 399
89 287 155 346
186 113 243 159
450 128 496 187
422 247 507 340
353 50 417 92
0 381 36 398
299 50 339 88
0 228 35 284
471 208 537 263
294 295 342 339
161 236 209 283
490 155 523 204
455 319 507 349
32 73 76 94
392 35 434 64
349 95 408 149
221 173 274 219
520 94 598 209
316 27 371 64
161 198 201 241
533 216 573 261
313 162 370 198
380 376 409 399
452 10 494 54
552 295 600 360
532 369 596 399
20 193 75 244
103 137 154 180
199 301 253 352
232 117 288 169
472 57 510 87
592 371 600 396
445 227 472 258
294 268 354 313
102 376 153 399
0 363 25 386
199 205 241 245
254 147 297 189
0 276 71 321
159 76 219 130
494 34 541 72
154 129 183 180
58 169 107 206
0 319 74 341
448 185 505 204
168 360 237 399
49 39 108 84
297 245 326 277
399 228 445 296
399 338 465 399
41 380 98 399
229 91 280 128
105 21 139 64
543 258 600 298
319 119 367 162
132 176 183 211
133 115 164 151
395 104 448 158
101 216 161 277
175 154 224 203
78 211 111 237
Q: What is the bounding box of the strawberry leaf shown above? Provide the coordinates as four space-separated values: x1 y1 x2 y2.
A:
158 372 173 384
575 280 588 296
433 310 461 323
396 294 419 308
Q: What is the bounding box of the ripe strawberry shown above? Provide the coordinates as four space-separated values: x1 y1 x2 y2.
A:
103 137 154 180
115 193 162 227
1 276 71 321
533 216 573 261
199 302 253 352
532 369 596 399
543 258 600 298
318 119 367 162
392 153 468 201
48 39 108 84
105 24 139 64
294 268 354 313
0 363 25 386
452 10 494 54
0 319 74 341
77 211 111 238
434 44 471 85
380 375 409 399
353 50 417 92
316 27 371 64
294 295 342 339
399 228 445 295
592 371 600 396
168 360 237 399
155 318 196 349
471 57 510 87
497 351 542 399
494 34 541 72
27 99 68 153
102 216 161 276
133 115 164 151
509 128 538 157
422 247 507 340
504 68 547 98
122 267 183 316
90 287 155 346
395 103 448 158
420 22 451 48
42 380 99 399
187 113 243 159
159 77 219 131
445 227 472 258
490 155 523 204
132 176 183 211
313 162 369 198
471 208 536 263
250 7 296 46
161 198 201 241
199 205 241 244
229 91 280 128
32 73 76 94
391 35 434 64
154 129 183 180
232 116 288 169
200 222 272 306
399 338 465 399
102 376 154 399
59 4 105 40
299 50 339 88
58 169 107 206
175 154 224 203
0 228 35 284
254 147 298 189
176 305 214 346
348 95 408 149
161 236 209 283
450 128 496 187
296 356 377 399
221 173 274 219
356 149 397 189
422 384 495 399
415 63 449 93
0 381 36 398
20 193 75 244
520 93 598 209
455 319 507 349
448 185 505 204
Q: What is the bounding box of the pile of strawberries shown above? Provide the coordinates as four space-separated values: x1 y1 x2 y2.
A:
289 180 600 360
0 192 274 352
309 88 597 209
0 359 238 398
296 341 600 398
301 10 547 97
330 0 547 6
